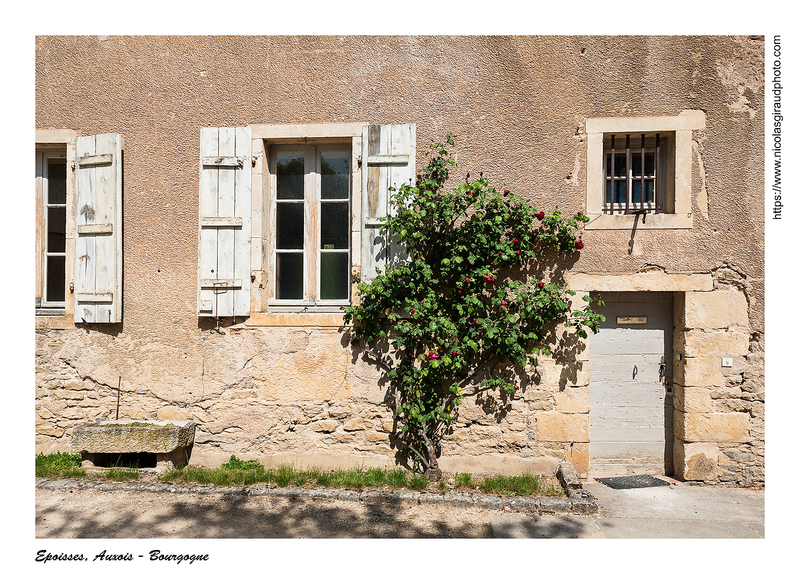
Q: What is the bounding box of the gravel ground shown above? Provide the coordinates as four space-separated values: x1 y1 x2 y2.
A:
36 484 498 538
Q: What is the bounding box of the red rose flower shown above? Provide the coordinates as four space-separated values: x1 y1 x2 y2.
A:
504 189 510 196
501 301 508 308
536 211 545 220
516 251 521 255
427 352 440 360
575 240 584 249
537 281 545 288
513 238 520 243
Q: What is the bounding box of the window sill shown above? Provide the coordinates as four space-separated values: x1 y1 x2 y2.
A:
585 212 693 230
35 315 75 330
246 313 347 328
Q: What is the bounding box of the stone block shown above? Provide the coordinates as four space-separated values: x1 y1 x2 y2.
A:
533 358 588 390
566 442 589 478
72 420 195 454
36 422 65 438
439 453 560 475
342 418 366 431
676 330 750 359
674 440 719 481
672 384 712 414
555 386 589 414
568 272 712 294
65 380 96 391
673 412 750 443
309 420 338 433
157 406 188 420
683 290 748 330
504 432 528 447
674 357 725 387
535 412 589 442
363 430 389 443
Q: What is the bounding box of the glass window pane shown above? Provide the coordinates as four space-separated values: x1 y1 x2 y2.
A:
276 203 304 249
320 151 350 200
614 154 626 178
614 180 627 204
320 202 349 249
644 152 655 177
47 206 66 253
643 179 654 203
320 252 349 300
632 153 642 178
276 252 303 299
276 152 305 200
632 180 641 204
47 159 67 204
46 255 65 302
605 179 611 204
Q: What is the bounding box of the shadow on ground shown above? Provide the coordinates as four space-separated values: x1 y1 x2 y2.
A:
36 488 505 538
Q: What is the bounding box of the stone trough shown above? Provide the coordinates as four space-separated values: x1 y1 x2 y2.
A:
72 420 195 472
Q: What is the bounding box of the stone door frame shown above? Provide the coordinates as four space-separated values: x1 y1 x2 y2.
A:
568 271 750 481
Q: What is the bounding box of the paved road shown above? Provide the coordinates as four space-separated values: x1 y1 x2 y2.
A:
491 479 764 538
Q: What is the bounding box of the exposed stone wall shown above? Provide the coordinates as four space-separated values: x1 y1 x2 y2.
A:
35 326 587 476
672 280 764 487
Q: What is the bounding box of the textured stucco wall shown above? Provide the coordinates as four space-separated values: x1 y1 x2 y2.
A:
35 36 764 483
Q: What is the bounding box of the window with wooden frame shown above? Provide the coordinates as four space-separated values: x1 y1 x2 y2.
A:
585 111 705 230
269 144 352 308
196 123 416 323
36 148 68 315
35 130 123 325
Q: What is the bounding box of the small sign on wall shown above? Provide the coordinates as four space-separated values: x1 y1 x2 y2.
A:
616 316 647 325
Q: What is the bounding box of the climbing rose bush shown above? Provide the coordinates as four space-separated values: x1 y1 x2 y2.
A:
344 136 604 478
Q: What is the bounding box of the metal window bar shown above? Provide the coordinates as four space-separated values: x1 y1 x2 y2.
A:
655 133 660 214
640 134 645 212
609 135 615 215
605 133 661 215
625 134 631 215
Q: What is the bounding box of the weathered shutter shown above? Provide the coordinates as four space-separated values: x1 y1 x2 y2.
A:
197 127 252 317
74 133 123 323
360 123 416 280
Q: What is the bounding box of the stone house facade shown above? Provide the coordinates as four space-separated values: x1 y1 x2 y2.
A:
35 36 765 486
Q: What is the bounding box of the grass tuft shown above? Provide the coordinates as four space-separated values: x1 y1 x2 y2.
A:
478 473 545 496
454 472 474 488
408 474 428 491
36 452 85 478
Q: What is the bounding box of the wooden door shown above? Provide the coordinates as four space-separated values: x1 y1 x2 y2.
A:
589 292 674 476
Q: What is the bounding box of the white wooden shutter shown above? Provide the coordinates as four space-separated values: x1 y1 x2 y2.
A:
360 123 416 280
74 133 122 323
197 127 252 317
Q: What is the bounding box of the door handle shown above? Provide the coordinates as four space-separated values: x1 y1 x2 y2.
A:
659 355 666 383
